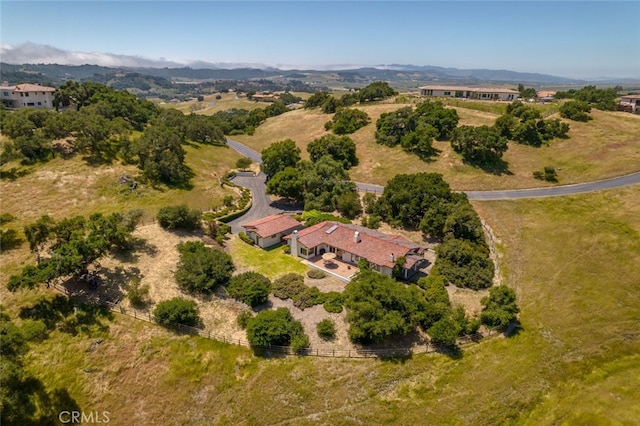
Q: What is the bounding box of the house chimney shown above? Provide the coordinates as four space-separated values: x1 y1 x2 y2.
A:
354 231 360 243
390 253 395 262
291 230 299 257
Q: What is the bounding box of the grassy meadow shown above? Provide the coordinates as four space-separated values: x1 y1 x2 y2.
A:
3 185 638 424
233 101 640 190
2 95 640 424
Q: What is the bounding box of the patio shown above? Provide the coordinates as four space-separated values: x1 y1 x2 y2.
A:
303 254 359 283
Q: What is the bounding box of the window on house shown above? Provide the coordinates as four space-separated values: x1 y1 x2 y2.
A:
27 102 35 106
444 91 451 96
24 93 29 97
2 92 8 96
38 102 42 105
300 247 308 256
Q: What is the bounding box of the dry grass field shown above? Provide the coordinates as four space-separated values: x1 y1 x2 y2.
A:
7 187 638 424
2 98 640 424
233 102 640 190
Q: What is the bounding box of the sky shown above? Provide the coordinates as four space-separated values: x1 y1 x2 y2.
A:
1 1 639 79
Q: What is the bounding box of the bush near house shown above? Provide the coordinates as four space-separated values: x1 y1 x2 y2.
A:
226 272 271 307
245 308 309 352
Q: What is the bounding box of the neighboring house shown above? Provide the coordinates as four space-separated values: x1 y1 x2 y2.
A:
285 221 426 279
241 214 305 248
537 90 556 103
0 82 56 109
618 95 640 114
419 85 518 101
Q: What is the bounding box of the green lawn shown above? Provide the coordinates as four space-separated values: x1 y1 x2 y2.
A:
227 235 308 279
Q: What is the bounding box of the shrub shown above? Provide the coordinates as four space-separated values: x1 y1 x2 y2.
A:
245 308 308 349
226 272 272 307
153 297 200 328
481 285 519 329
316 319 336 339
290 333 310 353
272 273 306 300
238 231 255 245
362 215 380 229
236 157 252 169
237 311 253 329
435 239 494 290
307 269 326 279
323 292 344 313
20 319 48 342
175 241 235 293
126 278 151 308
533 166 558 182
157 205 202 230
559 100 592 122
292 286 325 310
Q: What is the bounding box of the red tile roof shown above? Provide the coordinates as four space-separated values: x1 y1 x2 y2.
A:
287 222 425 269
242 214 302 238
13 83 55 93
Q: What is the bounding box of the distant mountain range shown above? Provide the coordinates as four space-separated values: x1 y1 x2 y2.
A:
2 62 638 89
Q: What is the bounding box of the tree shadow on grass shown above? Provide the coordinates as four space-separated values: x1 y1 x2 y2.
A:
18 294 112 336
0 166 32 181
8 377 82 426
463 157 513 176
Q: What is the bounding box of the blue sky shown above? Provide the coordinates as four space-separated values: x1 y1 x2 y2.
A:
1 1 639 79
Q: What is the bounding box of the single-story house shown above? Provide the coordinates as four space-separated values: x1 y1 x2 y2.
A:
419 85 518 101
242 214 304 248
0 82 56 109
618 95 640 114
284 221 426 279
537 90 556 103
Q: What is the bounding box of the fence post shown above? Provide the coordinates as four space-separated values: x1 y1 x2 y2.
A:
134 310 136 319
348 350 351 358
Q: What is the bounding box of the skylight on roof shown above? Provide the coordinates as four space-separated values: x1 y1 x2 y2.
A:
325 224 338 234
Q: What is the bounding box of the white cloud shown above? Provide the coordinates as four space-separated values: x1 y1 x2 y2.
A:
1 43 186 68
0 42 370 71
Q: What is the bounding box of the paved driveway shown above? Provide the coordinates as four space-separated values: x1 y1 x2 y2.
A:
226 172 300 234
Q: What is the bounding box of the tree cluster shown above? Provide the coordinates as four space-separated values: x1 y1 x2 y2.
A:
209 102 288 136
156 204 202 230
7 211 141 291
344 270 476 345
324 108 370 135
263 140 361 217
493 101 570 147
371 173 492 289
375 101 458 160
174 241 235 293
450 125 508 165
357 82 398 103
306 134 358 169
559 100 592 122
555 85 618 111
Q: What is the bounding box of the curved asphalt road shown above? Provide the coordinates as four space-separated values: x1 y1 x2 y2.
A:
226 138 640 203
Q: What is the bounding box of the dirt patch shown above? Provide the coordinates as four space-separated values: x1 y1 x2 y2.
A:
97 223 247 342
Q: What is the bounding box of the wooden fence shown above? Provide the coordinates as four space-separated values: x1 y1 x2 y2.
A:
52 283 490 359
